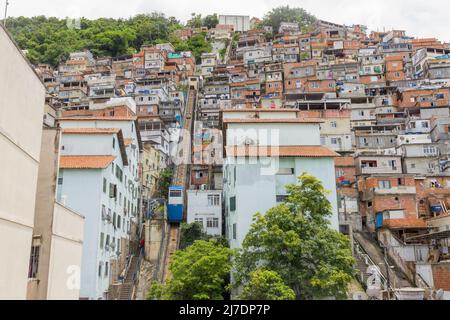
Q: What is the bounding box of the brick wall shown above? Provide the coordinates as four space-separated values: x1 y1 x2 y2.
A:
432 264 450 290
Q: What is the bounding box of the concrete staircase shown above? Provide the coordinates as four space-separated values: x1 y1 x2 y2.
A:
117 255 140 300
354 231 413 290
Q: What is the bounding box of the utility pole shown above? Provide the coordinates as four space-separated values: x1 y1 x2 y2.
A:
3 0 9 28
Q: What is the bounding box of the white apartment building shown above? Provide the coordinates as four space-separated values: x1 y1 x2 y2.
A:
222 110 340 249
0 25 46 299
187 190 223 236
219 15 250 32
57 115 141 299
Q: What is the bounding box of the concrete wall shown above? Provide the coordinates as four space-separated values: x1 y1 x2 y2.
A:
0 25 45 299
187 190 222 236
47 203 84 300
226 123 321 146
225 156 338 249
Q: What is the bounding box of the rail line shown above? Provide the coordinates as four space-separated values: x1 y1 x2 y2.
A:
161 89 197 283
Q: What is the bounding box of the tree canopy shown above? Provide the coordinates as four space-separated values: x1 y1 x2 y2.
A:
233 174 355 300
6 13 182 65
186 13 219 29
148 240 233 300
260 5 317 34
238 269 296 300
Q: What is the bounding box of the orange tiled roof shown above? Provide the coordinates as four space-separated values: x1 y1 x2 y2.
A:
225 146 339 158
383 218 428 230
60 156 116 169
62 128 120 135
223 118 323 124
59 116 137 121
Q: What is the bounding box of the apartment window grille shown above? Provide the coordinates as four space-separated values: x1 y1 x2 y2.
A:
207 218 219 229
28 246 40 279
208 195 220 207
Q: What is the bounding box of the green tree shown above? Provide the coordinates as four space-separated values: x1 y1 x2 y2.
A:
148 240 233 300
179 222 208 249
233 174 355 300
158 168 173 200
261 6 316 34
187 13 203 29
203 14 219 29
6 13 183 65
238 269 296 300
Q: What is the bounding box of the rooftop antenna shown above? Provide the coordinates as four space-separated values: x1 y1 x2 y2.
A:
3 0 9 28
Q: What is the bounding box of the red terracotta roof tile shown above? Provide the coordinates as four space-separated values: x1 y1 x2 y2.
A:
384 218 428 230
225 146 339 158
60 156 116 169
62 128 120 135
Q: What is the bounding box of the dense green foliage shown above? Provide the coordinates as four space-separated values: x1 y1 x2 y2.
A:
233 174 355 300
238 269 296 300
5 13 182 65
148 240 233 300
179 222 209 249
260 5 317 34
158 168 174 200
180 222 228 250
168 32 212 63
186 13 219 29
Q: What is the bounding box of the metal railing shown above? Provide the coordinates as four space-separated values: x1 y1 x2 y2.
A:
353 237 398 299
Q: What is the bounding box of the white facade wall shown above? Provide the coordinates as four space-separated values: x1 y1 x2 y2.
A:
0 25 45 299
46 203 84 300
57 126 140 299
187 191 223 236
219 15 250 32
224 157 339 249
226 123 321 146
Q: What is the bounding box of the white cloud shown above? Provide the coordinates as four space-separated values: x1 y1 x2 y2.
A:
5 0 450 41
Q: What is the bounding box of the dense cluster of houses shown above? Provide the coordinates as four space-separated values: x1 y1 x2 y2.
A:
4 12 450 300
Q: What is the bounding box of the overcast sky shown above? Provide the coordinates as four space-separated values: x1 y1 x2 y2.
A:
4 0 450 42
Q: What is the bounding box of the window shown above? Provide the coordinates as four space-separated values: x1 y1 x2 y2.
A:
232 224 237 240
230 197 236 212
194 218 204 225
367 201 373 208
330 121 337 128
379 180 392 189
58 177 63 185
331 138 338 145
113 138 116 149
208 195 220 207
207 218 219 229
103 178 107 193
336 170 345 178
28 246 40 279
424 146 436 155
117 215 121 229
100 233 104 249
105 262 109 277
276 195 288 203
98 263 102 277
277 168 295 175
